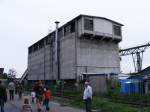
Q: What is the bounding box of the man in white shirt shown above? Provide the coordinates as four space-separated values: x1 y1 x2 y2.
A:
83 81 92 112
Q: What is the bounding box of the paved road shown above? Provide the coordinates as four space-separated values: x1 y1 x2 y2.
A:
4 102 20 112
3 94 84 112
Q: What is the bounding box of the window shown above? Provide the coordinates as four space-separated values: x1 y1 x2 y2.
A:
52 34 55 42
39 40 44 49
64 22 75 36
58 29 63 38
84 18 93 31
70 22 75 33
64 25 71 36
33 44 38 51
113 25 121 36
46 37 50 45
28 47 33 54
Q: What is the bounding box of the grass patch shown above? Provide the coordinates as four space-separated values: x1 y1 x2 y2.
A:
69 96 148 112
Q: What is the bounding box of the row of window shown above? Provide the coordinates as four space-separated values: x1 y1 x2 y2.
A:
28 37 53 54
29 18 121 54
84 18 121 36
29 22 76 54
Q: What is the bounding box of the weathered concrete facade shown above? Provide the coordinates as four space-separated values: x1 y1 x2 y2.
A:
28 15 123 82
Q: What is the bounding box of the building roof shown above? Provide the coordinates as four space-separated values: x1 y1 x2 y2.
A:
128 66 150 80
82 73 117 76
29 14 124 48
79 14 124 26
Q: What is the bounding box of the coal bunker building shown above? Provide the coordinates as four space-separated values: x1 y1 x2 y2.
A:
27 15 123 85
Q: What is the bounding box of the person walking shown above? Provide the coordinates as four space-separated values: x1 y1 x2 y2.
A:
34 81 44 112
31 90 36 103
0 81 7 112
83 81 93 112
43 87 52 112
8 81 15 100
17 83 23 99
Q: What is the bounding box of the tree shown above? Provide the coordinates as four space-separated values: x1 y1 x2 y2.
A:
0 73 8 79
8 68 17 79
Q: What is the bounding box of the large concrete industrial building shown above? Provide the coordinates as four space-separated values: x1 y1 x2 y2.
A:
27 15 123 84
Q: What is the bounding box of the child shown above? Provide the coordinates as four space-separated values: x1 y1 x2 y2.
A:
22 97 32 112
43 87 52 112
31 91 36 103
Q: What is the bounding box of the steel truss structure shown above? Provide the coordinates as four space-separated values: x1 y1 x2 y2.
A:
119 42 150 72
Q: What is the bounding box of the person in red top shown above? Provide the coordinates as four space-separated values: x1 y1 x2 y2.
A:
43 87 52 112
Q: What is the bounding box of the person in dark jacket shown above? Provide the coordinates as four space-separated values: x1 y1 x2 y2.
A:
8 81 15 100
17 83 23 99
0 80 7 112
34 80 44 112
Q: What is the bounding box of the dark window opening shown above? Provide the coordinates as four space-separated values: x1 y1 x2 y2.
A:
64 25 71 36
58 29 63 38
84 18 93 31
113 25 121 36
52 32 55 42
46 37 50 45
33 44 38 52
29 47 33 54
64 22 75 36
71 22 75 33
39 40 44 49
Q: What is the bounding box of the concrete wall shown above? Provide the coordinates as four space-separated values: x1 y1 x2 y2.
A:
28 45 52 80
77 18 83 38
94 18 113 34
77 38 120 77
60 33 76 79
89 75 107 93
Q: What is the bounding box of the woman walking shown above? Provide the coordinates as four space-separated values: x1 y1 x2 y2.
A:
43 87 52 112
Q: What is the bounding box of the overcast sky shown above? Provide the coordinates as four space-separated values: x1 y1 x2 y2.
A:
0 0 150 77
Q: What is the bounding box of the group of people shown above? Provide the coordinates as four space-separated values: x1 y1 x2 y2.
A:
0 80 52 112
27 80 52 112
0 80 23 112
8 81 23 100
0 79 92 112
23 80 92 112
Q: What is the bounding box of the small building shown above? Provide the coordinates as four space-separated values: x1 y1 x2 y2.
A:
128 66 150 94
82 73 117 93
